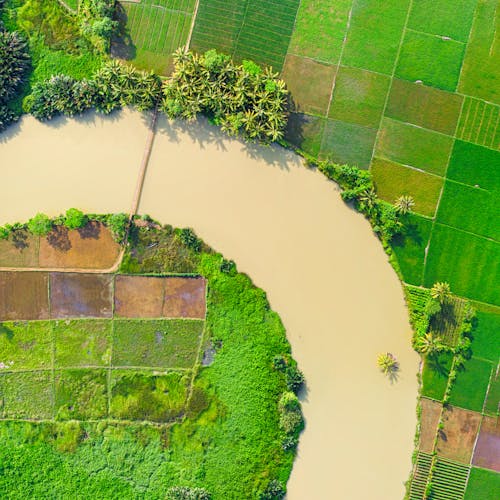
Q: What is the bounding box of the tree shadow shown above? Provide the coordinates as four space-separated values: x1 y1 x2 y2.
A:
392 219 423 248
111 3 137 61
11 229 30 250
77 220 101 240
426 353 449 376
46 225 72 252
0 323 14 341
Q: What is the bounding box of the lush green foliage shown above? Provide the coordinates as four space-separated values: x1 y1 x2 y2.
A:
162 49 289 143
27 212 53 235
64 207 88 229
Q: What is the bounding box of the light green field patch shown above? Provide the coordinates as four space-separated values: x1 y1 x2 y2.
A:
408 0 478 42
385 78 463 135
395 31 465 92
422 352 453 401
55 369 108 420
284 113 326 156
112 319 203 369
456 97 500 149
458 0 500 104
472 307 500 362
376 118 453 175
320 119 377 169
447 141 500 191
329 66 390 128
281 55 336 116
484 370 499 416
54 319 112 368
449 357 493 412
0 321 52 371
372 158 443 217
437 181 500 241
391 213 433 285
342 0 410 75
2 371 54 419
288 0 353 63
424 224 500 305
465 467 500 500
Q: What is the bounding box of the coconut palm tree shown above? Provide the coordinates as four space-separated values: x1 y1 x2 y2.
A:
377 353 399 375
431 282 452 304
414 332 446 356
394 194 415 214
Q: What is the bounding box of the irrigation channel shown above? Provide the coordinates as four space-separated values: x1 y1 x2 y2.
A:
0 108 419 499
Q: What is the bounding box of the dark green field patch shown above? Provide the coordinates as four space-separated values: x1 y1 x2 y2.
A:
391 213 433 285
465 467 500 500
484 369 499 416
2 371 53 419
424 224 500 305
450 358 493 412
0 321 53 371
372 158 443 217
54 319 112 368
109 371 189 422
395 31 465 91
447 140 500 191
376 118 453 175
342 0 410 75
472 308 500 362
329 66 390 128
112 319 203 368
281 55 336 116
385 78 463 135
284 113 326 156
408 0 478 42
320 119 377 169
458 0 500 103
288 0 353 63
437 181 500 241
422 352 453 401
55 369 108 420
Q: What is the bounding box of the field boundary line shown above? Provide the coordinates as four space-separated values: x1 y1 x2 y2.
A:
185 0 200 50
405 26 466 45
434 221 499 244
456 0 481 91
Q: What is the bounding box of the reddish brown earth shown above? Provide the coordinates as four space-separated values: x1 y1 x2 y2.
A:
420 398 442 453
437 405 482 463
163 277 206 319
49 273 113 319
472 416 500 472
114 275 165 317
0 271 49 320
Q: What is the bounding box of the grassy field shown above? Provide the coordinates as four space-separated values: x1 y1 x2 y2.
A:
464 467 500 500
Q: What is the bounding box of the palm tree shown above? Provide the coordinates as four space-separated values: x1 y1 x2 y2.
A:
359 188 378 215
377 353 399 375
431 282 452 304
394 194 415 214
414 332 446 356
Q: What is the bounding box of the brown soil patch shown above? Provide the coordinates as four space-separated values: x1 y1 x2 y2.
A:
163 277 206 319
0 230 39 267
472 416 500 472
114 275 164 317
39 222 120 269
437 405 482 463
0 271 49 320
420 398 442 453
50 273 113 319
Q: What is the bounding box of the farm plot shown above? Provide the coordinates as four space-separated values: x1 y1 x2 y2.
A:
464 467 500 500
437 405 482 463
421 352 454 401
484 368 500 416
409 452 432 500
471 307 500 362
431 458 470 500
419 398 442 453
284 113 326 156
0 230 39 268
114 275 165 318
472 416 500 472
458 0 500 103
163 277 206 318
456 98 500 149
114 0 196 74
429 297 467 348
190 0 300 71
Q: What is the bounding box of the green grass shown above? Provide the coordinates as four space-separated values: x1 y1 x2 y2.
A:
342 0 410 75
458 0 500 103
484 369 499 415
456 98 500 148
395 30 465 91
447 140 500 191
408 0 478 42
288 0 352 63
472 307 500 362
421 352 453 400
0 321 53 370
424 224 500 305
329 66 391 128
376 118 453 175
190 0 300 71
320 119 377 169
112 319 203 368
54 319 111 368
117 0 195 75
385 78 463 135
464 467 500 500
3 370 54 419
392 214 433 285
284 113 326 156
436 180 500 241
372 158 443 217
55 369 108 420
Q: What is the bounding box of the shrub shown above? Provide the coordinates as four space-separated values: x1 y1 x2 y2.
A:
64 208 88 229
166 486 211 500
285 365 304 393
27 213 52 236
106 213 129 242
0 225 10 239
259 479 286 500
278 391 300 413
179 228 201 252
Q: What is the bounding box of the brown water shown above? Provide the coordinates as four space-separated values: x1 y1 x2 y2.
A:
0 111 419 499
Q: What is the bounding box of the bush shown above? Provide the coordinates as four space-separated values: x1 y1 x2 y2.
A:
259 479 285 500
27 213 52 236
0 225 10 239
285 365 304 393
278 391 300 413
106 213 129 242
64 208 88 230
179 228 201 252
166 487 211 500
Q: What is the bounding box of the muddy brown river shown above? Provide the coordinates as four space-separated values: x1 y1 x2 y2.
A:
0 109 419 499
